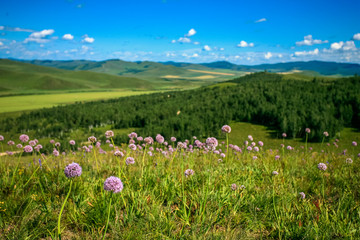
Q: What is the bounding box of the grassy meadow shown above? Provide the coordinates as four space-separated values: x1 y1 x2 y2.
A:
0 124 360 239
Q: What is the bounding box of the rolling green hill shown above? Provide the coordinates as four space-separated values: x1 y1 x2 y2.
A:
0 59 154 92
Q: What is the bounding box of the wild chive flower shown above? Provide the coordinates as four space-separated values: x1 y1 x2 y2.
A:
55 142 61 147
323 132 329 137
19 134 29 143
246 146 252 151
128 132 137 139
7 140 14 145
253 156 258 160
16 144 23 149
137 136 143 142
346 158 353 164
29 140 36 146
53 149 60 157
184 169 195 177
206 137 218 150
244 141 249 146
125 157 135 165
287 146 292 150
105 130 114 138
64 163 82 178
258 141 264 147
220 153 226 158
95 142 101 148
272 171 279 175
282 133 287 138
299 192 306 199
129 143 137 151
275 155 280 160
69 140 76 145
221 125 231 133
88 136 97 143
305 128 311 134
129 139 135 144
0 135 3 141
50 139 55 144
352 141 358 146
144 137 154 145
170 137 176 142
254 146 259 152
156 134 165 144
231 183 237 191
34 144 42 152
104 176 123 193
114 150 124 157
317 163 327 171
23 145 33 153
248 135 253 141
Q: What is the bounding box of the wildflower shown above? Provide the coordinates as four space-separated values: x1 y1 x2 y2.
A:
258 141 264 147
346 158 353 164
299 192 306 199
253 156 258 160
147 151 153 156
55 142 61 147
129 139 135 144
105 130 114 138
272 171 279 175
275 155 280 160
126 157 135 165
29 140 36 146
323 132 329 137
244 140 249 146
149 146 154 151
53 149 59 157
64 163 82 178
88 136 97 143
16 144 23 149
129 143 137 151
287 146 292 150
184 169 195 177
282 133 287 138
177 142 187 149
69 140 76 145
104 176 123 193
114 150 124 157
170 137 176 142
317 163 327 171
254 146 259 152
305 128 311 134
50 139 55 144
0 135 3 141
106 140 111 144
19 134 29 143
137 136 143 142
109 144 114 148
95 142 101 148
144 137 154 145
246 146 252 151
23 145 33 153
220 153 226 158
231 183 237 191
221 125 231 133
164 141 168 146
239 185 246 190
206 137 218 150
156 134 165 144
218 159 223 163
352 141 358 146
34 144 42 152
280 144 284 148
128 132 137 139
248 135 253 141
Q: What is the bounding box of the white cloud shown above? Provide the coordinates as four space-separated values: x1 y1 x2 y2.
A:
192 53 199 57
264 52 272 59
62 34 74 40
185 28 196 37
171 39 176 43
353 33 360 41
255 18 267 23
330 41 356 51
296 35 328 46
237 40 254 48
294 48 319 56
30 29 54 38
220 47 224 51
0 41 3 46
82 35 95 43
203 45 211 51
0 26 3 30
193 41 200 45
177 37 191 43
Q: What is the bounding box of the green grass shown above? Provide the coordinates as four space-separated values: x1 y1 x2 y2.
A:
0 90 160 113
0 124 359 239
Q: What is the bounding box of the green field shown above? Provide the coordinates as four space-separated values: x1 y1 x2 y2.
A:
0 90 159 113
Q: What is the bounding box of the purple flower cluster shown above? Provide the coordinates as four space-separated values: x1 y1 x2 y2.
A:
69 140 76 145
221 125 231 133
272 171 279 175
0 135 4 141
104 176 123 193
105 130 114 138
305 128 311 134
23 145 33 153
114 150 124 157
206 137 218 150
299 192 306 199
323 132 329 137
317 163 327 171
128 132 137 139
144 137 154 145
156 134 165 144
64 163 82 178
184 169 195 177
126 157 135 165
88 136 97 143
19 134 29 143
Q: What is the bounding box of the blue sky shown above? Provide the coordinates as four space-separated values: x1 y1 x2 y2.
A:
0 0 359 64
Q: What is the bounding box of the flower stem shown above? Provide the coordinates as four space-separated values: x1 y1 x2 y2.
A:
103 193 113 240
58 180 73 240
